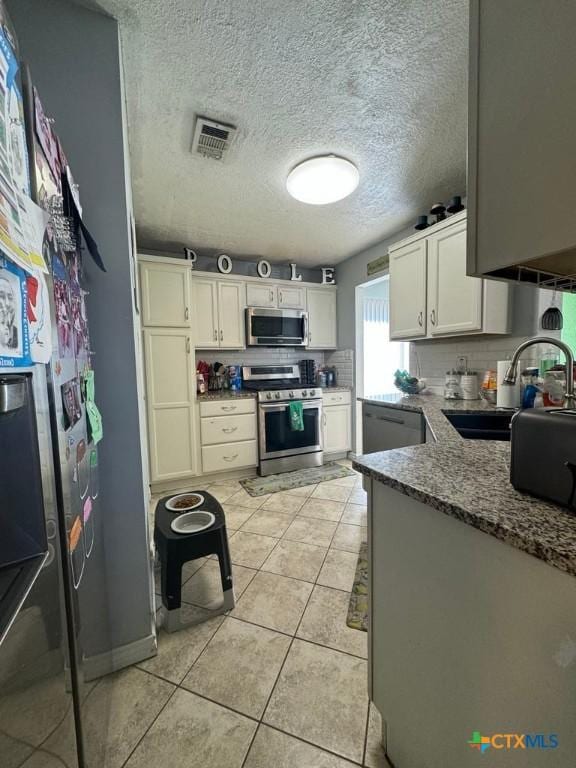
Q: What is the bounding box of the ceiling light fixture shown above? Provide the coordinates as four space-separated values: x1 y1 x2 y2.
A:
286 155 359 205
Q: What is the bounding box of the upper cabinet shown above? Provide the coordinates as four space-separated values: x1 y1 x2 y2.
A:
217 281 245 348
139 261 190 327
468 0 576 281
389 214 510 341
278 285 306 310
246 283 306 310
389 239 427 340
307 288 337 349
427 218 482 336
246 283 276 308
192 278 245 349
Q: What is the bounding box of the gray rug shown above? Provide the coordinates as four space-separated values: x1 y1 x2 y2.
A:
240 462 355 496
347 542 368 632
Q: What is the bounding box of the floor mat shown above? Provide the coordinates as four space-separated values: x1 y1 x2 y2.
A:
347 541 368 632
240 462 355 496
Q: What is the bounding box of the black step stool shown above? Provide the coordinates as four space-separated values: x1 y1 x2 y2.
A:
154 490 234 632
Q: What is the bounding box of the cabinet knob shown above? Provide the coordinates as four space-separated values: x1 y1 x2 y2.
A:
186 337 191 354
220 329 224 341
185 307 189 321
213 329 218 341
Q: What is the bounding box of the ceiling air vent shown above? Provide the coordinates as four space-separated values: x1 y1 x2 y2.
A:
192 117 236 161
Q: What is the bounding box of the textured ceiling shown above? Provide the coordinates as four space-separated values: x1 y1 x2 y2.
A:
83 0 468 265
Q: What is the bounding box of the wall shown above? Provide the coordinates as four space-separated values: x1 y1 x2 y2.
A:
8 0 154 661
336 228 412 350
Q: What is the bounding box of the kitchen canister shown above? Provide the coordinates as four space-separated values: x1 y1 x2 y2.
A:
496 360 521 408
460 372 479 400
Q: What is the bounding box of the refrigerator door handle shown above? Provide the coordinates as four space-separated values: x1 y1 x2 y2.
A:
0 378 26 413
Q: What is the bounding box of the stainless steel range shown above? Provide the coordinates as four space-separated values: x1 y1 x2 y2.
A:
242 364 323 476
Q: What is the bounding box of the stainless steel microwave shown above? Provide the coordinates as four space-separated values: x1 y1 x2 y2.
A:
245 307 308 346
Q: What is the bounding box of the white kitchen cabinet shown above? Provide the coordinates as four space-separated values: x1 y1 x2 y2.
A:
427 218 482 336
246 283 276 308
140 261 190 327
193 278 245 349
278 285 306 310
143 329 197 482
246 282 306 310
198 396 258 474
217 280 245 348
307 288 337 349
323 404 351 455
389 214 510 341
192 278 219 347
389 239 427 340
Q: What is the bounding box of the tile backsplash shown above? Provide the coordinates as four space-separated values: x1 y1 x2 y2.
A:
326 349 354 388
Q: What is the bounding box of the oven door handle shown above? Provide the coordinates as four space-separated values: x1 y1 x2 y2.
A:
260 400 322 412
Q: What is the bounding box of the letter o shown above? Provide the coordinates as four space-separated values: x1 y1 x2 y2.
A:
217 254 232 274
257 260 272 279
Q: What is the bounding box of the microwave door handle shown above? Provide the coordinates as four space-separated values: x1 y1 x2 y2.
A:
303 314 309 344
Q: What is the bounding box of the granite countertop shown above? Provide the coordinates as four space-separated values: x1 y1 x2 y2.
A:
197 385 351 401
353 393 576 578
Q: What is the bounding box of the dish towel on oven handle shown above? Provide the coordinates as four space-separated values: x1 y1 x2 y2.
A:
288 400 304 431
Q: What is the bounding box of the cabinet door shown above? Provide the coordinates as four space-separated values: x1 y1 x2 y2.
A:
278 285 306 310
192 278 219 348
323 405 351 454
389 240 427 339
427 219 483 336
307 289 337 349
140 261 190 327
218 280 245 349
246 283 277 308
143 329 196 481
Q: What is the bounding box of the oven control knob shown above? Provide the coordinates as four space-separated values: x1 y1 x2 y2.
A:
301 390 307 397
310 389 316 396
266 392 272 400
274 392 281 399
289 391 294 398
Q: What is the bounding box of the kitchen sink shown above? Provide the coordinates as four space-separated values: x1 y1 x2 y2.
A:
443 411 514 441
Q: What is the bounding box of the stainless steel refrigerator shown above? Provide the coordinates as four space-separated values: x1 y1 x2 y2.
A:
0 9 113 767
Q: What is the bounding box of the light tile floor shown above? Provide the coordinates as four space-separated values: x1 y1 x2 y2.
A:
128 460 390 768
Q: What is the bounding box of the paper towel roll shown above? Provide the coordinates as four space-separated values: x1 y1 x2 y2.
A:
497 360 521 408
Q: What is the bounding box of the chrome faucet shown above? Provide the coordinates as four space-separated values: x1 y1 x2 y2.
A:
503 336 575 408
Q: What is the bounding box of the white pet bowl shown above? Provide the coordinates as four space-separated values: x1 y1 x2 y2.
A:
170 510 215 535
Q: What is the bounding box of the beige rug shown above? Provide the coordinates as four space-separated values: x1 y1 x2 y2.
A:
240 462 355 497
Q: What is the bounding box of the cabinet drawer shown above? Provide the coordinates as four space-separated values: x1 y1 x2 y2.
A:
201 440 258 473
201 413 256 445
323 390 351 406
199 398 256 418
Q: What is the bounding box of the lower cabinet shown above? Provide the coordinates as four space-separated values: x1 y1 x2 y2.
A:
143 328 197 482
322 390 351 455
199 398 258 474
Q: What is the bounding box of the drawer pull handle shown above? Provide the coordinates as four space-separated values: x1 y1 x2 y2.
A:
430 309 436 326
417 311 423 327
221 406 237 412
223 454 239 462
222 426 237 433
220 329 224 342
213 329 218 341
